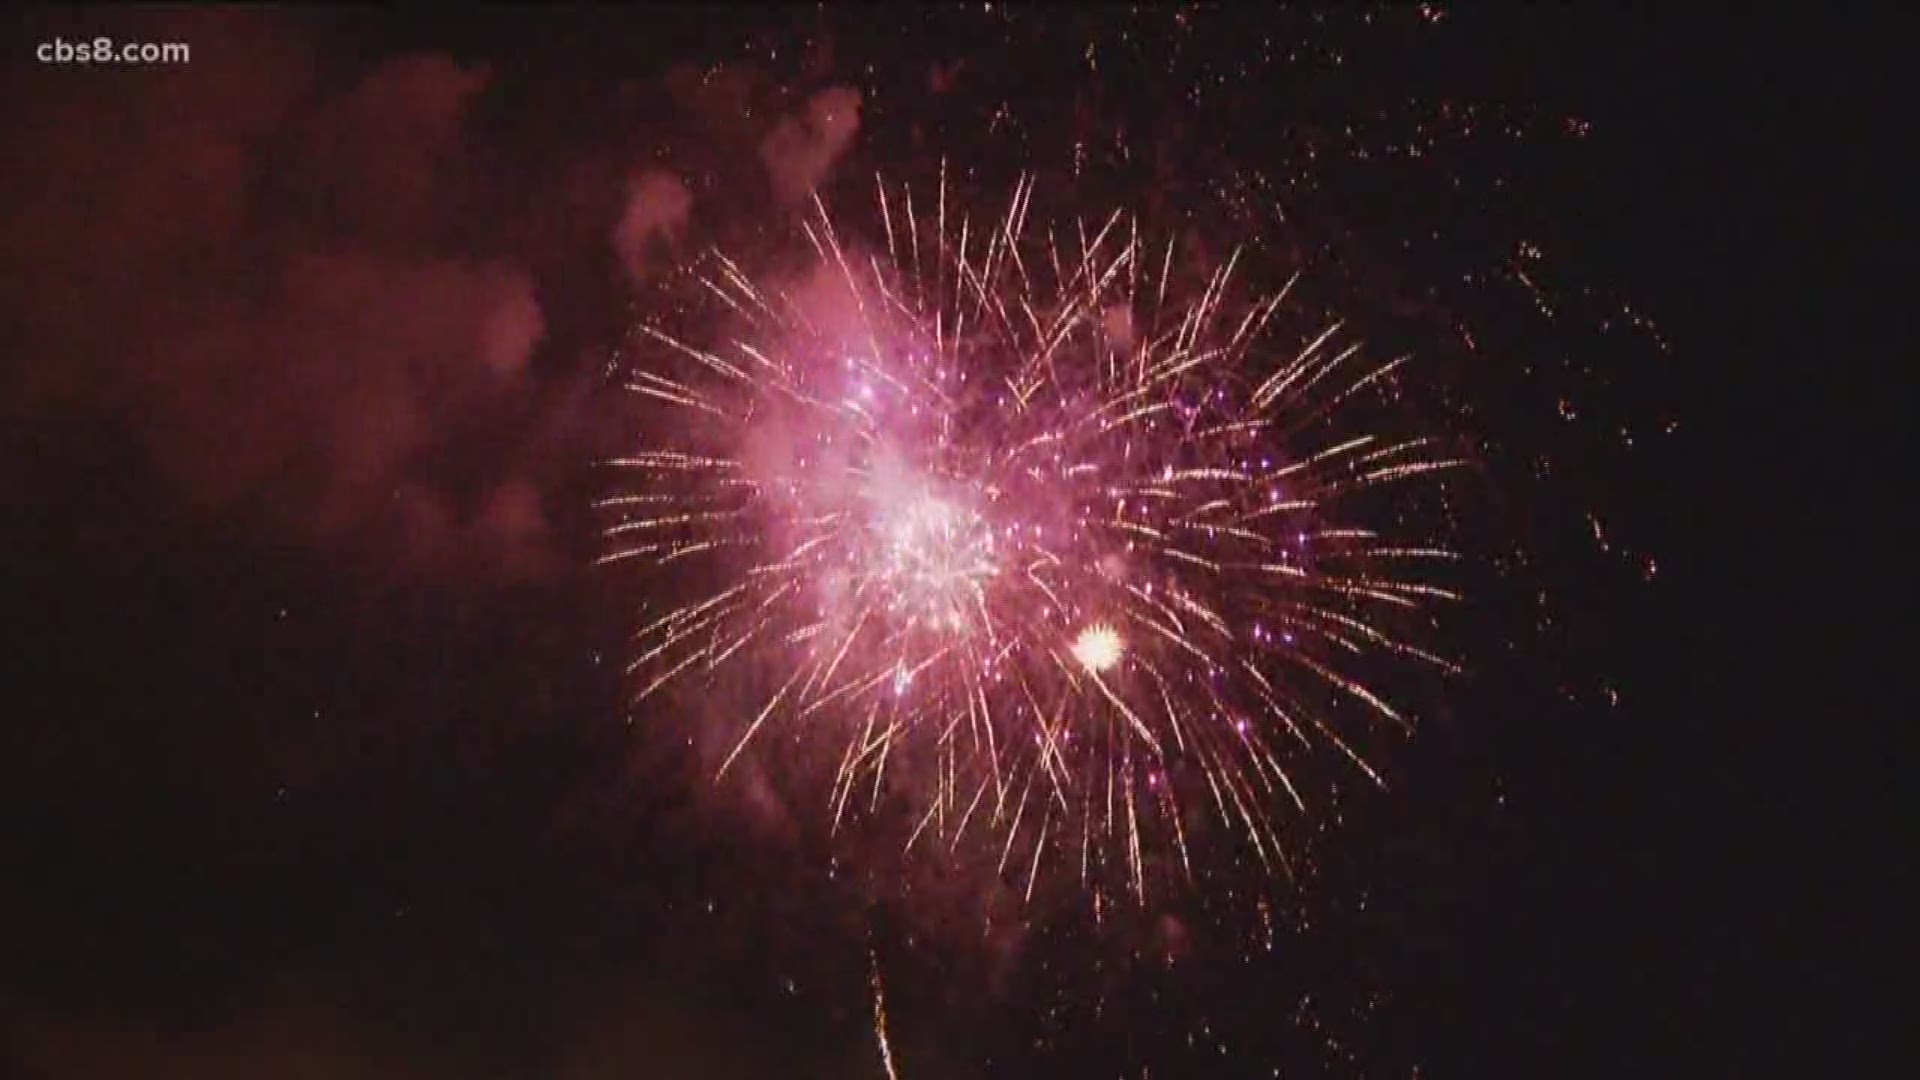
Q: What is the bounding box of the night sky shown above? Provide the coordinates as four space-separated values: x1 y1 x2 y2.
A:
1 7 1893 1078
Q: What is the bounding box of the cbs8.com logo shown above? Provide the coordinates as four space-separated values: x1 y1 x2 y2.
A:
37 36 191 65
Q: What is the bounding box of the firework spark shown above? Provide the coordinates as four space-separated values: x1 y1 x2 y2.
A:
870 949 901 1080
1072 624 1125 674
602 172 1465 906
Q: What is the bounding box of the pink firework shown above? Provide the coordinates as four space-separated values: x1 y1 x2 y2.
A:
602 172 1466 906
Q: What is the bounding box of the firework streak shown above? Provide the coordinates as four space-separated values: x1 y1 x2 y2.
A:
602 173 1466 906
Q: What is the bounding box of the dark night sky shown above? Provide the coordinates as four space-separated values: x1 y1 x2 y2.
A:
1 7 1895 1078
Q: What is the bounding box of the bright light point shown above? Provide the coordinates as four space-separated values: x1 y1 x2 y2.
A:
1072 623 1124 673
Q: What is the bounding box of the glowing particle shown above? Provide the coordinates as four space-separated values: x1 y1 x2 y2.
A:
1073 624 1125 673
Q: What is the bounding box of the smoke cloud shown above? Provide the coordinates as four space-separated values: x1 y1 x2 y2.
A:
2 11 553 582
760 86 864 205
614 170 694 285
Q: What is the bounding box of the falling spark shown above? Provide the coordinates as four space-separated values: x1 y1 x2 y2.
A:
603 174 1465 906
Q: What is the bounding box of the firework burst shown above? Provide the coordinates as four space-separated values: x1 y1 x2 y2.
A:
602 171 1466 907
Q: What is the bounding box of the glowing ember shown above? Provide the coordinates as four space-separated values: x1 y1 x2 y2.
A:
1072 624 1125 673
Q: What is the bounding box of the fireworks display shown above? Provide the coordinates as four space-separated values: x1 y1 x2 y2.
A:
2 2 1782 1074
602 172 1466 906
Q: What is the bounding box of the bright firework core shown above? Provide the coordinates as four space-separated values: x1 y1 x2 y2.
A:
871 480 997 632
1072 624 1125 673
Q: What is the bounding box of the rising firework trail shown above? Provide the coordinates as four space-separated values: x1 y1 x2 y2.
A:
870 947 901 1080
601 169 1466 909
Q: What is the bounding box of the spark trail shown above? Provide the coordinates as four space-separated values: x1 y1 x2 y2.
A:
870 949 901 1080
602 172 1466 908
